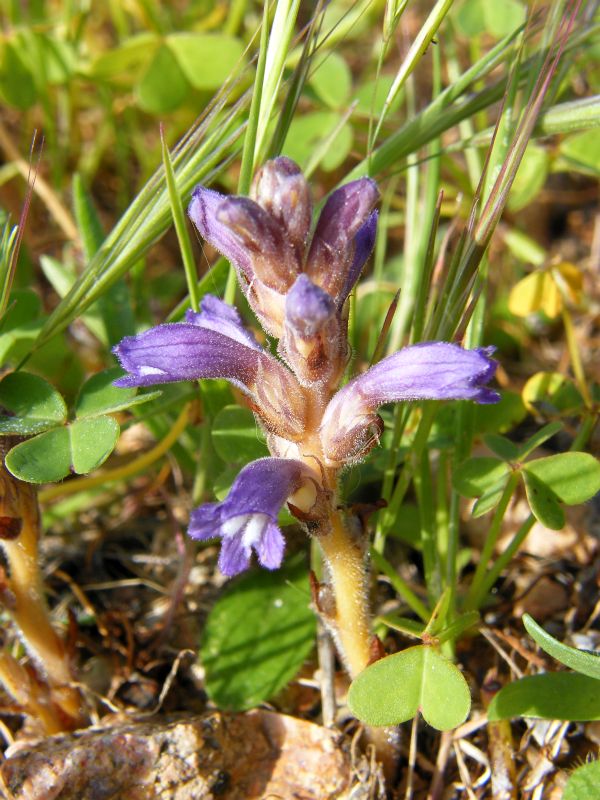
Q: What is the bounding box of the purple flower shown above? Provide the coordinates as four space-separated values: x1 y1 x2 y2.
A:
281 274 346 386
113 295 307 440
305 179 379 303
188 457 315 576
188 158 380 337
320 343 499 463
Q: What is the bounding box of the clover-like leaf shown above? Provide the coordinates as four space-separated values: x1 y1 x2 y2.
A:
75 367 160 418
211 405 269 464
523 469 564 530
523 452 600 506
69 416 120 474
348 645 471 730
453 457 510 498
563 760 600 800
5 416 119 483
0 372 67 435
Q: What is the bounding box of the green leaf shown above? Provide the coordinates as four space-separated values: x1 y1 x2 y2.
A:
473 390 527 435
200 554 316 711
563 760 600 800
69 416 119 474
0 288 42 331
25 31 76 85
523 615 600 680
487 673 600 721
508 144 549 211
72 175 136 346
75 368 159 418
522 371 583 415
354 75 402 117
308 51 352 109
282 111 353 172
167 33 245 90
523 453 600 505
0 290 43 366
5 427 72 483
523 469 564 530
471 481 509 517
136 44 189 114
347 645 471 730
5 415 120 483
211 405 269 464
483 434 519 461
453 0 525 39
0 372 67 424
89 32 159 82
0 41 36 109
560 129 600 176
516 421 563 461
453 457 510 497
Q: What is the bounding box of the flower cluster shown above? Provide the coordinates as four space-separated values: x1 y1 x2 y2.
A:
114 158 498 576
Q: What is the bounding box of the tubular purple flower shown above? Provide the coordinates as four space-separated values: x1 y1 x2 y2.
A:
339 210 379 304
184 294 261 350
189 188 299 293
188 457 317 576
320 343 500 463
306 177 380 302
281 275 346 386
113 295 307 440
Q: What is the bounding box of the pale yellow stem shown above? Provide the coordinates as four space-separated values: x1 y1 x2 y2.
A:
318 509 372 678
1 459 84 726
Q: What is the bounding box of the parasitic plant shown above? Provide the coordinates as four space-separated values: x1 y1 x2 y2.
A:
114 157 499 680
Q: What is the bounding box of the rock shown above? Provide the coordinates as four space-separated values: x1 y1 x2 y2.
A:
1 710 351 800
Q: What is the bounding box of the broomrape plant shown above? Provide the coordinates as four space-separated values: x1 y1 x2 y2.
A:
114 157 499 679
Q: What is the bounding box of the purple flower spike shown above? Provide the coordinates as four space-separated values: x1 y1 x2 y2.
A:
306 177 380 302
188 457 314 576
320 343 499 463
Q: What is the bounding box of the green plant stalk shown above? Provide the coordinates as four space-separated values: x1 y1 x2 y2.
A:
561 307 593 409
254 0 302 165
472 513 536 608
373 0 454 144
435 449 450 586
370 547 429 623
161 129 200 313
465 472 520 611
372 404 410 552
414 449 440 603
383 403 438 529
571 412 598 452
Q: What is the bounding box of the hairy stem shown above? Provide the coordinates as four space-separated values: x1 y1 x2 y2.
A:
318 508 372 678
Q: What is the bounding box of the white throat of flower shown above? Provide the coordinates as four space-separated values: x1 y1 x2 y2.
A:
221 513 269 548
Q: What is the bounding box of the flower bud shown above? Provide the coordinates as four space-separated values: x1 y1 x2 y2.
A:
251 157 312 263
281 275 347 386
